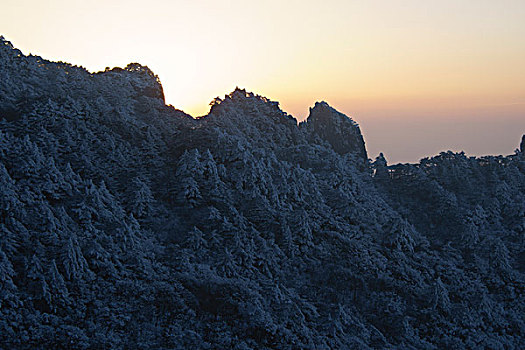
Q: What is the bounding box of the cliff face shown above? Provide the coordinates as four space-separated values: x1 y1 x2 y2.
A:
1 37 524 349
303 101 367 160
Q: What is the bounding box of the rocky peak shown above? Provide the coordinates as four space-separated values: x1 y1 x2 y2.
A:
95 63 165 102
204 88 296 129
209 88 284 115
304 101 367 160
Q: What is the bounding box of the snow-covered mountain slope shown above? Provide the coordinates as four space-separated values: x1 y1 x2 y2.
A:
1 36 524 349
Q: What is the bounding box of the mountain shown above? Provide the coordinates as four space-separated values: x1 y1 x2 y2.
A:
1 36 524 349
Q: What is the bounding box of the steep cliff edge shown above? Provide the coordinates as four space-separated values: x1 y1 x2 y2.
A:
303 101 367 160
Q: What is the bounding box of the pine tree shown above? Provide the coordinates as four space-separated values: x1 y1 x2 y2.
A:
128 177 154 218
373 152 389 180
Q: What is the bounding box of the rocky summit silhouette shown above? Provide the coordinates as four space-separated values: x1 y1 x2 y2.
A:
0 36 524 349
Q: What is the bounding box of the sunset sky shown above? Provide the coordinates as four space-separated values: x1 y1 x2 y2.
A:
3 0 524 163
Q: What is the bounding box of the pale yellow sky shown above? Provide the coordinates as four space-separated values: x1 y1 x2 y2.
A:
3 0 525 162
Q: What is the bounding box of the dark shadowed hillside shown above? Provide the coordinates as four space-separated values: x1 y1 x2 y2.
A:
1 36 524 349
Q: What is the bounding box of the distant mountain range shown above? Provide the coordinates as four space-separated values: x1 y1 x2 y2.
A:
1 36 524 349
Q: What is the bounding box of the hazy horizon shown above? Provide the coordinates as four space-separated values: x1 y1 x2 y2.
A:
3 0 524 163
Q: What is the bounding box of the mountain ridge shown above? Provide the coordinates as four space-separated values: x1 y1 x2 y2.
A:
1 36 524 349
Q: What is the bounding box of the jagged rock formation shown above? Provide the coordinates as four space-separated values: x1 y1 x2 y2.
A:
303 101 367 160
1 36 524 349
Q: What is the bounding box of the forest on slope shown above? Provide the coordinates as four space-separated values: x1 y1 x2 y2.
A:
0 36 524 349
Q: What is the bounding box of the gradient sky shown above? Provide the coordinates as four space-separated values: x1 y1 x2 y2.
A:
3 0 525 163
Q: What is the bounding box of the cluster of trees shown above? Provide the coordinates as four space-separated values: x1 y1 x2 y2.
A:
1 36 524 349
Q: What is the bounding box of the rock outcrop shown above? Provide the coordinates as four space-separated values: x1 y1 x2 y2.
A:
303 101 367 160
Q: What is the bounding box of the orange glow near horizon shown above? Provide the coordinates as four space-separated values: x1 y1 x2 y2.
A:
2 0 525 162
